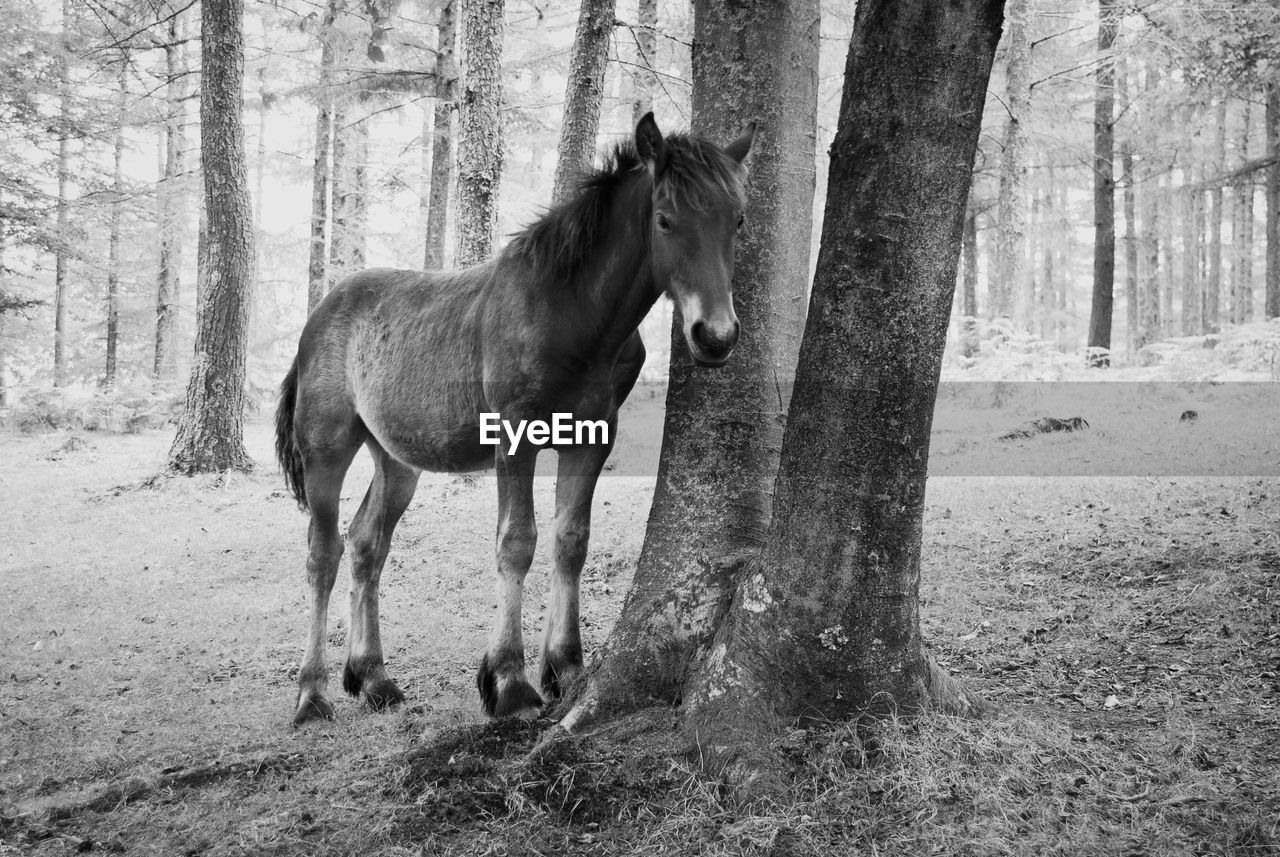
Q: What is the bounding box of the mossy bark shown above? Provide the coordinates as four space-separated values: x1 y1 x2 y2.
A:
685 0 1001 741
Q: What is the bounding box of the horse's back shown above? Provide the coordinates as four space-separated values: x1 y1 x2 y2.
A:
295 266 494 473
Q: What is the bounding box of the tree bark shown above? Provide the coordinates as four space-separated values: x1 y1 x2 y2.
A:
961 194 979 357
1086 0 1116 366
1138 157 1160 350
424 0 456 269
156 11 187 379
105 66 126 390
167 0 255 475
1181 179 1199 335
631 0 657 125
1118 67 1137 352
307 0 341 315
1233 100 1254 324
1160 171 1175 335
561 0 820 732
993 0 1028 323
685 0 1001 738
455 0 504 267
1267 84 1280 319
1206 98 1226 333
54 0 73 387
552 0 615 203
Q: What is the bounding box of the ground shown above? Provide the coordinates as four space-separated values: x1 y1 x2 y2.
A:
1 416 1278 856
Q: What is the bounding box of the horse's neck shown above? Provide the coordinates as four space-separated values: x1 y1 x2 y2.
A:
566 184 658 358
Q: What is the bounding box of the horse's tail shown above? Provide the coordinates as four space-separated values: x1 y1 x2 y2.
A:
275 359 307 511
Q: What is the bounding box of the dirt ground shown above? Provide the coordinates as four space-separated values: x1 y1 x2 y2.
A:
2 418 1278 855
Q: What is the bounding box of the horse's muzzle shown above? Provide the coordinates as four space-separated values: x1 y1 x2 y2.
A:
688 319 740 366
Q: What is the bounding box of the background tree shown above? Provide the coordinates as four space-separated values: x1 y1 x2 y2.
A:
551 0 615 203
455 0 504 266
993 0 1028 322
1086 0 1116 367
423 0 456 269
167 0 255 474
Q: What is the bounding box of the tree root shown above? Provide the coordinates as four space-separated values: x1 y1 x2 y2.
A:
18 752 305 823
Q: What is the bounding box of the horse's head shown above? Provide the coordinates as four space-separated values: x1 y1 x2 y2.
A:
635 113 754 368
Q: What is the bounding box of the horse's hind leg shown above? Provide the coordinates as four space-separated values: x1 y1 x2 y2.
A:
294 444 361 725
343 441 420 709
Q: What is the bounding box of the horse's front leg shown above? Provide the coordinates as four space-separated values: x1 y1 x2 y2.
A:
477 447 544 719
540 425 615 701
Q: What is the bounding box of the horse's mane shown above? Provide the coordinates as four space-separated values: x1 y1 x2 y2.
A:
507 134 746 283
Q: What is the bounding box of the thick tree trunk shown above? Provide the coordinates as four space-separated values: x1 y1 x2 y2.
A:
156 12 186 379
167 0 255 475
105 68 126 390
631 0 657 125
1206 99 1226 333
424 0 456 269
685 0 1001 738
993 0 1028 322
552 0 615 203
561 0 820 732
961 194 979 357
307 0 341 315
455 0 504 267
1086 0 1116 366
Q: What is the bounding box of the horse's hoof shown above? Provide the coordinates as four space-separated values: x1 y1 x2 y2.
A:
361 678 406 711
478 653 544 719
293 693 334 726
540 649 584 701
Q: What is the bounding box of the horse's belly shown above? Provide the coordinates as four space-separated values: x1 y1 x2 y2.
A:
362 408 492 473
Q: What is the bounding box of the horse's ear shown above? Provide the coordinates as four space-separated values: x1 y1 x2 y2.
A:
635 112 667 175
724 122 757 165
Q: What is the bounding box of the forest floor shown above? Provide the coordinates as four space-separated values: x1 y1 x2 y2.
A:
2 417 1278 856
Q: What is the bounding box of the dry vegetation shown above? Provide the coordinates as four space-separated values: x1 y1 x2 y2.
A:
2 420 1278 856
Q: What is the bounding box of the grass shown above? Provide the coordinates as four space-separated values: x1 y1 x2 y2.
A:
2 425 1278 856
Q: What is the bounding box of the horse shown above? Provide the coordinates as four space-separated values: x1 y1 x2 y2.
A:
275 113 754 724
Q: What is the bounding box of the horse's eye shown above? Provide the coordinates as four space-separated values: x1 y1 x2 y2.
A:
736 214 745 230
655 213 672 233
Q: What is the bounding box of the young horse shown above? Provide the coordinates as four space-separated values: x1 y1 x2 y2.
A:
276 114 753 724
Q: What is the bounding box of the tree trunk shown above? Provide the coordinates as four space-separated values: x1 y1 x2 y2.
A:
1160 172 1175 335
307 0 341 315
561 0 820 732
961 194 979 357
105 66 126 390
156 11 187 379
1137 156 1160 350
1118 66 1137 353
1086 0 1116 367
993 0 1028 322
455 0 504 267
329 103 368 285
631 0 657 125
685 0 1001 740
1206 99 1226 333
54 0 73 387
424 0 456 269
1041 165 1056 340
552 0 615 203
1267 84 1280 319
167 0 255 475
1181 179 1199 335
1234 100 1254 324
